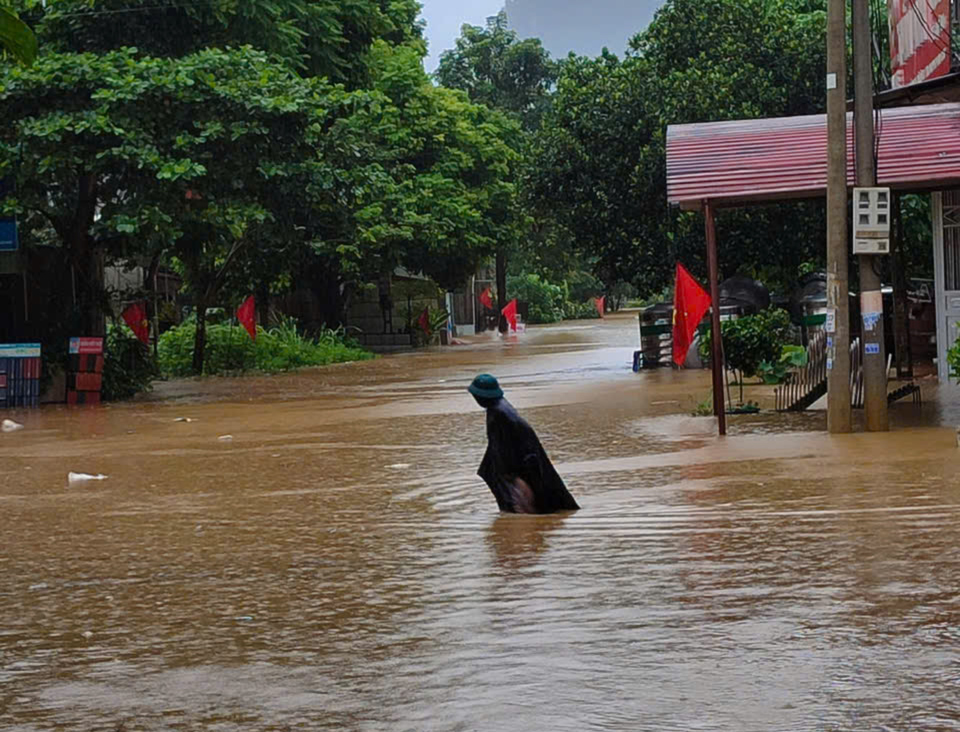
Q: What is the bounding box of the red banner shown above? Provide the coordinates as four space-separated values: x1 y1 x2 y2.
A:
595 296 606 318
418 307 431 335
889 0 951 88
502 299 518 332
121 302 150 345
672 263 712 367
236 295 257 341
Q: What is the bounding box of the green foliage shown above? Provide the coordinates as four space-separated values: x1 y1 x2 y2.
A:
157 316 373 377
757 343 808 385
948 335 960 382
102 323 158 401
0 7 36 65
22 0 424 88
435 11 556 130
529 0 830 297
565 269 604 303
563 300 602 320
700 308 793 381
508 273 566 323
691 396 713 417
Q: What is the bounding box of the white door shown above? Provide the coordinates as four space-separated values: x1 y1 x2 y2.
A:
932 191 960 382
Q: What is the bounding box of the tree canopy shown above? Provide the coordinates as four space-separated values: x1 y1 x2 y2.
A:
527 0 829 295
435 11 556 130
0 0 525 371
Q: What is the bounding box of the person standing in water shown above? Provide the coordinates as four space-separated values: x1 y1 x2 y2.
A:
469 374 579 514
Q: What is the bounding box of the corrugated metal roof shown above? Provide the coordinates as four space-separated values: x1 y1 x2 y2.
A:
667 102 960 210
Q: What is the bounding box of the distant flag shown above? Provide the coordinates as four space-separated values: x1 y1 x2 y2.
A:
236 295 256 341
418 307 431 334
478 287 494 310
121 301 150 345
501 299 518 332
595 296 606 318
672 263 712 367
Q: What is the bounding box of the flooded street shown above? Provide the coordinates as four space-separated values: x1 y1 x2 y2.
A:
3 311 960 731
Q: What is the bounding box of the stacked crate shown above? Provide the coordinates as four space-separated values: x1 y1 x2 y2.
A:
0 344 42 408
67 337 104 406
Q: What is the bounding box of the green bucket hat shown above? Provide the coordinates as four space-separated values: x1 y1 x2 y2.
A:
468 373 504 400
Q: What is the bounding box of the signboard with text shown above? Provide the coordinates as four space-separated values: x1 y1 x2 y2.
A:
69 337 104 355
0 343 41 358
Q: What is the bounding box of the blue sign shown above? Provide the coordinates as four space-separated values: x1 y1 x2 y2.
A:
865 343 881 355
0 218 17 252
0 343 41 357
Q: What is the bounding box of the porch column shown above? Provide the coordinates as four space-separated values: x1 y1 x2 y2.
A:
704 200 727 437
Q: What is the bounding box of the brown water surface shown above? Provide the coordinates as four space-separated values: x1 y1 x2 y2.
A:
2 312 960 730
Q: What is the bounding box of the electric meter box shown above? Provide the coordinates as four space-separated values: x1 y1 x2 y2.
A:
853 186 891 255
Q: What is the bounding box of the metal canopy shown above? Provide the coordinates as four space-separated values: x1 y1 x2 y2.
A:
667 102 960 211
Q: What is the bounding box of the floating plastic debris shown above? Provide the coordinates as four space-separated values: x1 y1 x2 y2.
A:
2 419 24 433
68 472 108 484
218 435 234 442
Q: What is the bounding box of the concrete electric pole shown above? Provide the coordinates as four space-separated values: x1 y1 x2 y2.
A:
826 0 852 433
853 0 890 431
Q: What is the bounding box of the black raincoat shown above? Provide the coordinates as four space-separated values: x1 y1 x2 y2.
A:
478 399 580 514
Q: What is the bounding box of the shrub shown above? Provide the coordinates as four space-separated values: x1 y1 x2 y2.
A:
566 270 604 303
102 323 159 401
157 315 374 377
700 308 793 401
507 273 566 324
563 300 602 320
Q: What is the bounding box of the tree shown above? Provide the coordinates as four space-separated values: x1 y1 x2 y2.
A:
20 0 424 87
436 11 556 131
320 40 525 296
529 0 829 297
0 47 369 367
435 11 554 321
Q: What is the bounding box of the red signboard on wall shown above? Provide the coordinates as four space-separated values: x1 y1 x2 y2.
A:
69 337 104 355
889 0 951 88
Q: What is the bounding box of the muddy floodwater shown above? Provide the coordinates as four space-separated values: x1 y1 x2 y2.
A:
3 312 960 731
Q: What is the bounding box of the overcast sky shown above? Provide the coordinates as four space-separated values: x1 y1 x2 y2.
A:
420 0 505 72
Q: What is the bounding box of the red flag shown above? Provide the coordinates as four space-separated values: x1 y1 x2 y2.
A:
478 287 494 310
122 301 150 345
595 296 606 318
672 263 712 367
418 307 431 334
236 295 256 341
501 299 518 332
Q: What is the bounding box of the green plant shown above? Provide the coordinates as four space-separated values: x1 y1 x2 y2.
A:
157 316 374 377
700 308 793 401
102 323 159 401
563 300 602 320
758 344 809 385
413 308 450 346
507 273 566 324
692 396 713 417
948 335 960 381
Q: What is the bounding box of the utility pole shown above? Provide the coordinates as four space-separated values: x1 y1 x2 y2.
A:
853 0 890 431
827 0 852 433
